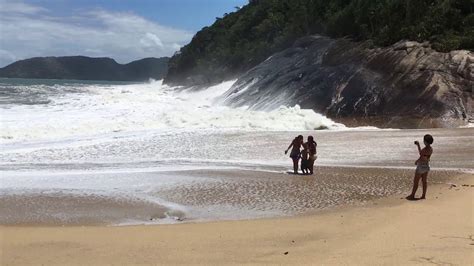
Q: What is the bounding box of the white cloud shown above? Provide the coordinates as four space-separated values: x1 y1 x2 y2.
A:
0 0 193 67
141 33 164 48
0 0 47 14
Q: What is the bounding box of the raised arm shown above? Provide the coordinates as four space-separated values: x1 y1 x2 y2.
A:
415 141 422 155
285 141 294 154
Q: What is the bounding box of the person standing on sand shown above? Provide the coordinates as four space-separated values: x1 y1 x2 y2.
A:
285 135 304 174
306 136 317 175
406 134 434 200
300 143 310 174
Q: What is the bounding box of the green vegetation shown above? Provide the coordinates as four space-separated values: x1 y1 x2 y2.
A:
167 0 473 83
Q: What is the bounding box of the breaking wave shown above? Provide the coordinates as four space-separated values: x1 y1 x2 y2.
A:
0 79 345 144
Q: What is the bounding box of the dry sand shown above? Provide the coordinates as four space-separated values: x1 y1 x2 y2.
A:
1 172 472 265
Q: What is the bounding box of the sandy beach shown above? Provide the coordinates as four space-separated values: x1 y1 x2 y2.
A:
1 171 472 265
1 80 473 265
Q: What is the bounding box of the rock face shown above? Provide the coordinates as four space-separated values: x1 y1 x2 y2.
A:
219 36 473 128
0 56 169 81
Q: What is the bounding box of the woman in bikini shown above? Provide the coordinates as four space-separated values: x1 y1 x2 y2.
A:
406 134 434 200
285 135 304 174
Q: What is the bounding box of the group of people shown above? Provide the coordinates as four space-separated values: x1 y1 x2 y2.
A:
285 135 317 175
285 133 435 200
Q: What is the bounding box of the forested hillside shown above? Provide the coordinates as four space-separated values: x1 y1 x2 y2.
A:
165 0 474 85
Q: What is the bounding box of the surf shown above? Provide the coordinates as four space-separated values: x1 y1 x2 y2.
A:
0 79 345 145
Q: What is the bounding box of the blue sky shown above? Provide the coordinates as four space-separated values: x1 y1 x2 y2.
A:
0 0 248 67
24 0 247 31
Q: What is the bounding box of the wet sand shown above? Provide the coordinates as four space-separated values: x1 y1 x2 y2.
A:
0 192 184 225
2 172 472 265
0 166 462 225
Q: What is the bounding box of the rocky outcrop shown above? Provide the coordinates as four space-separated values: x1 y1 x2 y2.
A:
0 56 169 81
219 36 473 128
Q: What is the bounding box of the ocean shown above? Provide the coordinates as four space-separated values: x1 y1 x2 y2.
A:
1 78 472 225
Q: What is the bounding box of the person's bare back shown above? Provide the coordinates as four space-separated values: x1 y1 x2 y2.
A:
415 145 433 166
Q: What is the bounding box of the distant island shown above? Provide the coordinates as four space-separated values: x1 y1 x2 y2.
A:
0 56 169 81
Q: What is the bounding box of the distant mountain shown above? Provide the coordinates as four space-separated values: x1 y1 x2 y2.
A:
0 56 169 81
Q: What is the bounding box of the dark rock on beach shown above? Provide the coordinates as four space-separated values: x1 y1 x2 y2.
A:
220 36 473 128
0 56 169 82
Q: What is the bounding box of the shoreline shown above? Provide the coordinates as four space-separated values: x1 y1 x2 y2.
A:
2 172 472 265
0 166 465 226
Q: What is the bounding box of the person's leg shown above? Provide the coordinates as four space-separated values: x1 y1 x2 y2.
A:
309 159 314 175
292 158 298 174
407 173 421 199
420 172 428 199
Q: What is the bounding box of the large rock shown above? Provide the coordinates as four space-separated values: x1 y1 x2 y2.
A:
220 36 473 128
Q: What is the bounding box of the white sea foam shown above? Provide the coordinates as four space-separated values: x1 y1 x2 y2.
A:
460 122 474 128
0 79 345 144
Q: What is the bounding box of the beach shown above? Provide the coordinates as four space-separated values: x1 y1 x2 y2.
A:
1 78 473 264
0 167 467 226
2 171 472 265
0 0 472 262
2 127 474 226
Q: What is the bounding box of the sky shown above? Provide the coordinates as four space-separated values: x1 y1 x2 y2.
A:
0 0 248 67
